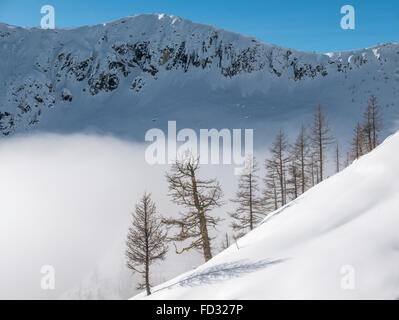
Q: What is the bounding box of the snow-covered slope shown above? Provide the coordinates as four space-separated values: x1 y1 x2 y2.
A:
134 132 399 299
0 14 398 141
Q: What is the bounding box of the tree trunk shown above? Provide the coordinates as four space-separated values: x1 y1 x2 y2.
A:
144 200 151 296
279 154 284 206
145 260 151 295
301 148 305 194
372 113 377 149
191 169 212 262
249 173 253 230
198 212 212 261
319 126 323 181
311 154 315 186
293 166 298 198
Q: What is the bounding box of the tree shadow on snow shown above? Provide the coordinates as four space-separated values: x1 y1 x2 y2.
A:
155 259 284 293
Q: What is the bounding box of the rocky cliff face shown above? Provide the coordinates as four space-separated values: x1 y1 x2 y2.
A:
0 14 398 137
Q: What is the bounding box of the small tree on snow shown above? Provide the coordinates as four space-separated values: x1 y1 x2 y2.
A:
125 192 168 296
362 96 383 151
220 233 231 251
267 130 290 207
291 125 310 194
164 156 223 262
335 140 341 173
310 104 334 182
263 161 279 212
229 156 265 238
286 158 300 200
351 122 366 160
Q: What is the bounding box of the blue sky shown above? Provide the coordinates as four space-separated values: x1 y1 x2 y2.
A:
0 0 398 53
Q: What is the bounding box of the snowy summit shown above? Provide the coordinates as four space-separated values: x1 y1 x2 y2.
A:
0 14 398 140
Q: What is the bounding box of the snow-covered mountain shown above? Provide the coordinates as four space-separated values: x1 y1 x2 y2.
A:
1 13 398 300
0 14 398 140
134 131 399 300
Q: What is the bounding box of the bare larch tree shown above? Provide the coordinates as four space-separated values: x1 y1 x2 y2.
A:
344 151 352 168
220 233 230 251
229 156 265 238
362 96 383 151
267 130 290 206
263 162 279 213
310 104 334 182
309 152 318 186
164 156 223 262
291 125 310 194
335 140 341 173
351 122 366 160
287 158 300 200
125 192 168 296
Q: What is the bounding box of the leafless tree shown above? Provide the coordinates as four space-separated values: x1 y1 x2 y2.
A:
287 158 300 200
309 153 316 186
263 162 279 212
310 104 334 182
351 122 366 160
229 156 265 238
362 96 383 151
125 192 168 296
164 156 223 262
220 233 230 251
291 125 310 194
335 140 341 173
267 130 290 206
344 151 351 168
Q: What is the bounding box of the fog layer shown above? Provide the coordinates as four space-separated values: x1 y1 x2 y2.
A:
0 133 242 299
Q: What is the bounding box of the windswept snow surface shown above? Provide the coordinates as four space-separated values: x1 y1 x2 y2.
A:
134 132 399 300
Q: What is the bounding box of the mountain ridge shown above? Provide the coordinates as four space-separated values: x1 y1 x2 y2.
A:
1 14 397 54
0 13 398 139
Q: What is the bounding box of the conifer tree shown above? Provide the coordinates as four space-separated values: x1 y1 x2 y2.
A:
164 156 223 262
362 96 383 151
310 104 334 182
229 156 265 238
335 140 341 173
267 130 290 206
287 159 300 200
125 192 168 296
351 122 366 160
291 125 310 194
220 233 230 251
263 162 279 212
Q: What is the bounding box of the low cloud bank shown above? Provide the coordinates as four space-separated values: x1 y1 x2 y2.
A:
0 133 241 299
